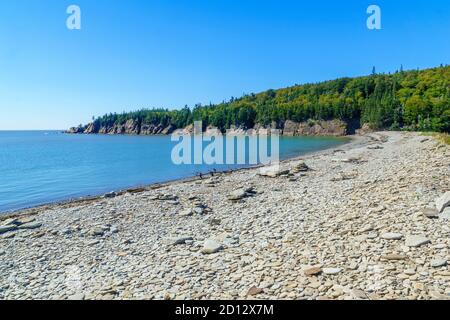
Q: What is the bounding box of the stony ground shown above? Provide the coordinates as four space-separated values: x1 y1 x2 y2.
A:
0 131 449 300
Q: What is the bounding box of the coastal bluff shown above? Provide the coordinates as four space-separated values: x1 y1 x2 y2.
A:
66 119 348 137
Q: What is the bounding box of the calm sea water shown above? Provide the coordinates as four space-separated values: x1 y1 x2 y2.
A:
0 131 347 213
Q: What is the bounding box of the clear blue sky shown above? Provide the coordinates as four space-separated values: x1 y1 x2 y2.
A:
0 0 449 130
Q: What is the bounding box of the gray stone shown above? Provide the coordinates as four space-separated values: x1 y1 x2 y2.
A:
201 239 223 254
2 218 20 226
104 191 117 199
405 235 431 247
440 207 450 220
179 208 193 217
436 191 450 213
0 225 17 234
110 226 119 234
381 232 403 240
430 258 447 268
18 217 36 224
322 268 342 275
193 206 205 215
258 166 290 178
228 189 247 201
18 222 42 230
422 208 439 219
89 228 105 237
172 236 194 245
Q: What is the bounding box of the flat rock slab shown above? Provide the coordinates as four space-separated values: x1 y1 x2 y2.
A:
0 225 17 234
179 208 194 217
422 208 439 219
18 222 42 230
381 232 404 240
405 235 431 248
2 218 20 226
258 166 290 178
436 191 450 213
304 267 322 276
381 254 408 261
430 258 448 268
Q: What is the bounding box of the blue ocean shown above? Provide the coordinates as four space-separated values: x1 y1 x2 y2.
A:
0 131 348 213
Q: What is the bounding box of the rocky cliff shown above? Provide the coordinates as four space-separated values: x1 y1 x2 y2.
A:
281 119 347 137
67 119 176 136
67 119 348 136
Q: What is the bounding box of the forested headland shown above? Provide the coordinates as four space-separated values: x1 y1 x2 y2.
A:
70 65 450 135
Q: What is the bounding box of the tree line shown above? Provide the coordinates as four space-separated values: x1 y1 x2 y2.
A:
88 65 450 133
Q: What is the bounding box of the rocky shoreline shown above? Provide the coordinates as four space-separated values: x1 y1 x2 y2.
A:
1 132 449 300
67 119 348 137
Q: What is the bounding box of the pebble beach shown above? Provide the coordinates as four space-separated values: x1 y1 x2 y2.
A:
1 131 449 300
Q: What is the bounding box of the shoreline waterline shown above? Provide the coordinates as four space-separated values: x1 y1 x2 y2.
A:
0 134 358 219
